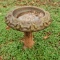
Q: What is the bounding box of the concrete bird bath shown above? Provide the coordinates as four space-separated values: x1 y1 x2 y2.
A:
5 6 51 48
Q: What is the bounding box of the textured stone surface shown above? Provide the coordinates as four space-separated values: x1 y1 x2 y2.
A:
5 6 51 32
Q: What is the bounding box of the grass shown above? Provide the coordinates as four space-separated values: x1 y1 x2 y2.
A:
0 0 60 60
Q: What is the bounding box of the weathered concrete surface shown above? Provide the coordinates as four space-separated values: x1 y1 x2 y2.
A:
5 6 51 32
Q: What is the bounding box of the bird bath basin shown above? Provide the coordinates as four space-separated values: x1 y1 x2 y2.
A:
5 6 51 48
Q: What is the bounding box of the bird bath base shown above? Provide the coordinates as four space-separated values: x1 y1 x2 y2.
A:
22 32 34 48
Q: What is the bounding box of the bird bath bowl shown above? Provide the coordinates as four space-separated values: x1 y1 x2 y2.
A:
5 6 51 48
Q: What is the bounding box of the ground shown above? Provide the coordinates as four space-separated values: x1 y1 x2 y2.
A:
0 0 60 60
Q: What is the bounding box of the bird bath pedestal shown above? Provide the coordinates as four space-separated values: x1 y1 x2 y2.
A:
5 6 51 48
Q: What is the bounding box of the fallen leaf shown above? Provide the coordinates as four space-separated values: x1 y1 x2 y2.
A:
43 32 51 40
57 32 60 36
43 35 49 40
3 5 7 8
36 0 40 2
6 26 10 30
12 57 16 60
0 56 3 60
31 1 35 4
53 2 58 5
46 32 51 36
17 0 22 1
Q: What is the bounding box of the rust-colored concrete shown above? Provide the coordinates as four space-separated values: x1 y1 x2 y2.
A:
23 32 34 48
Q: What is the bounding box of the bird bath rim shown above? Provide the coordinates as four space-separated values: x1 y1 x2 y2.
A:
5 6 51 32
12 6 45 20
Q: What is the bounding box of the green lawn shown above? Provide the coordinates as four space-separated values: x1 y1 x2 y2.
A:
0 0 60 60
